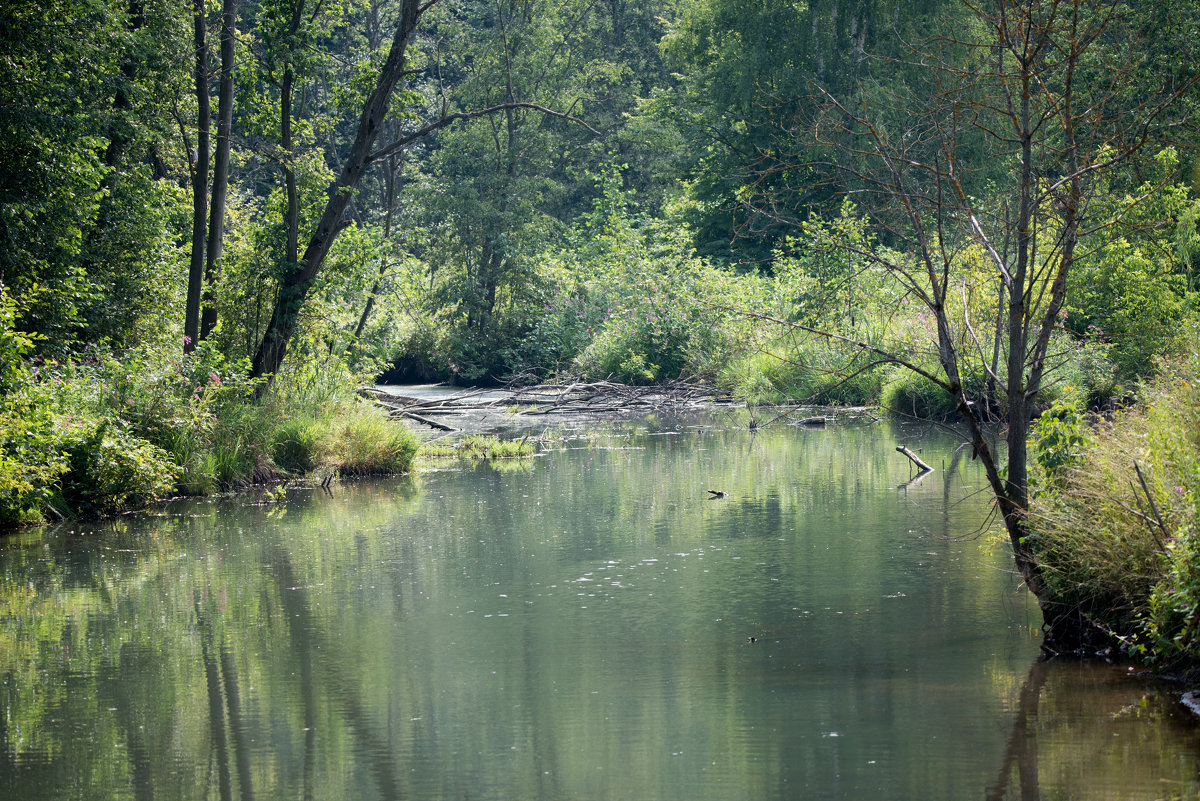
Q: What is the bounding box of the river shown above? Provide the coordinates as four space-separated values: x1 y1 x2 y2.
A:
1 412 1197 800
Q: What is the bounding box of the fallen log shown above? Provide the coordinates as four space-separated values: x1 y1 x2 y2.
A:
397 410 459 432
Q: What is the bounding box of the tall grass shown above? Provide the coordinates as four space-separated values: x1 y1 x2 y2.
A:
1031 354 1200 666
418 435 537 461
319 404 419 476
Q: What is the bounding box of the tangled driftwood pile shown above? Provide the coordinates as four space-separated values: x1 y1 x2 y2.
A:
361 380 739 431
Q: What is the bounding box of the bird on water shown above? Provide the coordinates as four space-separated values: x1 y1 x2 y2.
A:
707 489 728 499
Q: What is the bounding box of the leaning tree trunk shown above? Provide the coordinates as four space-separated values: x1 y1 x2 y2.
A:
250 0 423 382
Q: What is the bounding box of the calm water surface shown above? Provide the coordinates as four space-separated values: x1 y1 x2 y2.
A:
1 414 1198 800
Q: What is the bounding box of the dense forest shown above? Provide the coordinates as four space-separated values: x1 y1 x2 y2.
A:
4 0 1200 663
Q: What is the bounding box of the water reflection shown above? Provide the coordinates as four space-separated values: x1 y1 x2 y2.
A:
0 415 1197 800
987 659 1200 801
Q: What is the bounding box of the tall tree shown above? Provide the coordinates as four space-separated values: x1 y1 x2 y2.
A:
201 0 238 341
184 0 211 350
249 0 426 380
1 0 189 351
184 0 237 352
410 0 642 379
742 0 1197 649
658 0 962 263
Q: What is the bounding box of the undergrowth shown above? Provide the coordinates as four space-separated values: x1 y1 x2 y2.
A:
0 334 418 527
1030 354 1200 669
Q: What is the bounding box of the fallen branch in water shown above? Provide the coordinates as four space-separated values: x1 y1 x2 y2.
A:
896 445 933 473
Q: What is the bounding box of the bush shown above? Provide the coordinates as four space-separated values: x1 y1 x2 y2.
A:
0 290 68 525
0 399 68 527
1030 399 1087 486
58 421 179 517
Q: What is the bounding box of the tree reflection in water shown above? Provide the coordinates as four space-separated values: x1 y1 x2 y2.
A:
988 658 1200 801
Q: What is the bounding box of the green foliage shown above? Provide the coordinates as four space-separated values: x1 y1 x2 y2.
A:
0 0 191 351
0 396 68 527
419 435 536 461
0 292 67 525
552 168 761 383
0 310 424 527
724 343 883 405
271 417 325 474
656 0 965 261
48 341 269 493
879 368 958 420
58 421 179 516
1030 400 1088 486
323 405 419 477
267 398 419 478
1145 528 1200 668
1066 155 1197 385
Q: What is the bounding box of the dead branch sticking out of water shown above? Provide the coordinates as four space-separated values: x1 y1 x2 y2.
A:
896 445 934 473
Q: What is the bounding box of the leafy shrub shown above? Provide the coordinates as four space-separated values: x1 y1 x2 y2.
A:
0 399 68 527
1066 162 1195 385
58 421 179 517
1030 400 1087 486
0 291 68 525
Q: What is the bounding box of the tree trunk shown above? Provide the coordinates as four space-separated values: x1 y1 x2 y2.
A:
282 67 301 272
250 0 423 382
352 152 401 343
200 0 237 341
185 0 209 352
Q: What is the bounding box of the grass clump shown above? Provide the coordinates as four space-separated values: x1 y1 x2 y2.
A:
271 417 325 474
419 435 536 462
321 405 419 477
1030 354 1200 668
879 368 960 420
721 343 884 406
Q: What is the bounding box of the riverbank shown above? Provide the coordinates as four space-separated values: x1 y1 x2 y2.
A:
1029 353 1200 674
0 345 421 529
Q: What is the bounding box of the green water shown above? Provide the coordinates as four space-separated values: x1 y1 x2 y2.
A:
1 415 1197 800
